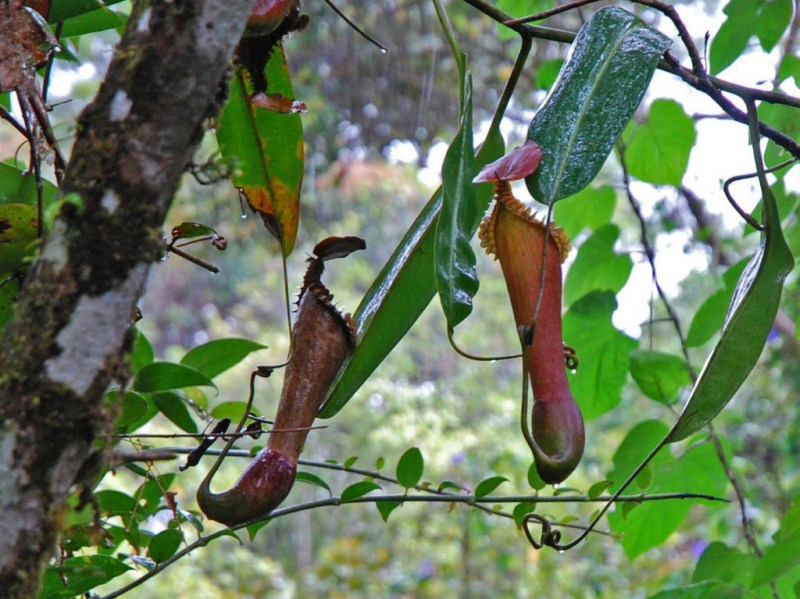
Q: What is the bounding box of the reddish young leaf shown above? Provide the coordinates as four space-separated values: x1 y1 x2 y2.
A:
472 141 542 184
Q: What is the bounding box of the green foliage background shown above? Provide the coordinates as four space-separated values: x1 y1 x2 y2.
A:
2 0 800 597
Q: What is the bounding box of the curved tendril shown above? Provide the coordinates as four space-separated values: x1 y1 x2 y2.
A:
200 369 263 493
527 202 556 333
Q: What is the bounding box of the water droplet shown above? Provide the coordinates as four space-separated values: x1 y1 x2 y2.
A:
379 47 387 54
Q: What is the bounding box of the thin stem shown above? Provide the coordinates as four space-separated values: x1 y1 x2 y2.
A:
98 480 723 599
446 326 521 362
723 158 797 231
166 245 220 273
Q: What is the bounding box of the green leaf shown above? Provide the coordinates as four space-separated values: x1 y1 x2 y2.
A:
563 224 632 306
629 350 691 405
0 162 57 206
435 72 480 329
667 174 794 443
59 8 125 38
562 291 637 419
438 480 466 493
147 529 182 563
608 421 728 559
376 500 402 523
526 462 546 491
587 480 613 499
133 362 216 393
130 329 155 373
751 539 800 589
95 490 136 516
295 471 332 496
152 391 198 434
692 542 754 586
319 128 504 418
39 555 131 599
755 0 793 51
685 260 748 347
709 0 758 74
0 204 38 274
512 502 536 527
343 456 358 469
525 6 670 204
474 476 508 499
48 0 125 22
396 447 424 490
341 481 382 502
649 580 748 599
535 58 564 92
751 496 800 587
553 185 615 239
0 275 19 332
180 338 266 379
137 473 176 516
217 45 303 255
622 99 696 187
210 401 255 422
113 391 149 432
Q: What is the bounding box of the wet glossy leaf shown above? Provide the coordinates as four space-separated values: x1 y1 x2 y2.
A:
376 500 402 522
553 185 615 239
562 291 637 420
39 555 131 599
180 338 266 379
474 476 508 499
667 178 794 443
630 350 691 405
525 6 670 204
622 99 696 187
320 128 504 418
295 471 332 496
217 44 303 255
133 362 216 393
396 447 424 490
436 72 480 329
563 224 632 306
152 391 198 434
341 481 381 502
147 529 182 563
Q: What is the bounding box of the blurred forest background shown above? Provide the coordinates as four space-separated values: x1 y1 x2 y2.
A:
3 0 800 597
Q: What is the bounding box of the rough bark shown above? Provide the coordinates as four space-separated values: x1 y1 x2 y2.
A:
0 1 255 596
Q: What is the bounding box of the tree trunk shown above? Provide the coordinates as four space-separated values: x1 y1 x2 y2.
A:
0 1 254 595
